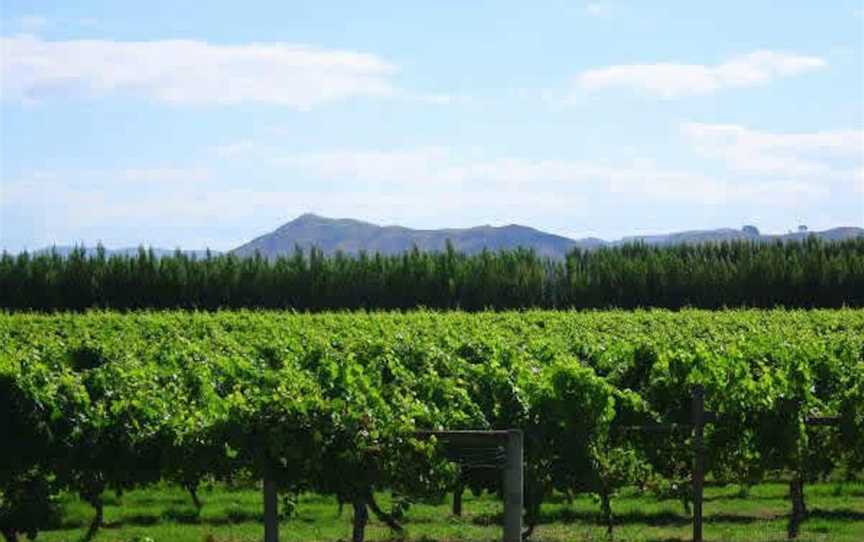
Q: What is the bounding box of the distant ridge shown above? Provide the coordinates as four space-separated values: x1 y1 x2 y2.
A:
19 216 863 259
231 213 591 259
621 226 864 246
230 214 864 260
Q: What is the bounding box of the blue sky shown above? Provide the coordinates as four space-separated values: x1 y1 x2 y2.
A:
1 1 862 251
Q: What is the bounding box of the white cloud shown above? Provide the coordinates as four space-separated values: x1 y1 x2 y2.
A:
853 167 864 193
410 93 469 105
9 141 842 250
276 148 467 185
586 3 612 17
6 146 851 251
1 167 589 250
275 148 598 186
0 35 398 108
213 141 256 158
13 15 49 33
682 123 863 156
681 122 864 181
263 147 826 206
113 167 210 183
574 51 826 98
1 166 209 200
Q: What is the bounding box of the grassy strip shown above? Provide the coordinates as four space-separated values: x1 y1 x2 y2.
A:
36 481 864 542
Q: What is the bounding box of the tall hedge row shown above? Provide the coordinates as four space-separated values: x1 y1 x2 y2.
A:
2 237 863 311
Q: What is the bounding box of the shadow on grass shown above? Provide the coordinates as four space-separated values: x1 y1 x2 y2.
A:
471 507 812 529
94 510 250 528
52 503 864 537
705 488 864 502
472 509 691 528
704 493 783 503
161 507 202 523
95 508 336 529
176 506 860 530
104 513 161 527
808 508 864 522
705 513 776 523
542 509 691 527
132 496 189 506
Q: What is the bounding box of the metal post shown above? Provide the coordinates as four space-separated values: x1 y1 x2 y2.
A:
692 385 705 542
503 429 523 542
263 474 279 542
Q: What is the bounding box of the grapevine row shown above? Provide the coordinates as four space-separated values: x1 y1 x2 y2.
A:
1 309 863 541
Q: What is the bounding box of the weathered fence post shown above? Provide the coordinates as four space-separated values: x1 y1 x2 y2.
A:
503 429 523 542
263 474 279 542
787 475 806 539
692 385 705 542
453 478 464 517
415 429 522 542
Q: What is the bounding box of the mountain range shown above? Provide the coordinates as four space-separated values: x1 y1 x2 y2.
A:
231 214 600 259
230 214 863 259
27 214 864 260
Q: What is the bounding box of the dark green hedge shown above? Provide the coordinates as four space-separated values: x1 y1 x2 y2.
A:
2 237 862 311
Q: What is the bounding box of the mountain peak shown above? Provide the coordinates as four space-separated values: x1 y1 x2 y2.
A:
283 213 377 228
275 213 343 232
291 213 328 223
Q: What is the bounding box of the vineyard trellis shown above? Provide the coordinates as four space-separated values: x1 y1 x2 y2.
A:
416 430 524 542
620 385 714 542
2 309 863 542
250 409 845 542
621 386 846 542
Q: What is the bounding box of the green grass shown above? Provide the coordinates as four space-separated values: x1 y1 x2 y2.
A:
32 480 864 542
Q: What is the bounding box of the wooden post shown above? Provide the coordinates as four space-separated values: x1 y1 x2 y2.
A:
352 497 369 542
503 429 523 542
692 385 705 542
788 476 806 539
453 479 464 517
263 475 279 542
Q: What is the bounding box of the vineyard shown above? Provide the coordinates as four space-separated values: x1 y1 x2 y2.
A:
2 309 864 541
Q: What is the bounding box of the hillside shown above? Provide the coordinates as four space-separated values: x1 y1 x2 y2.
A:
24 217 863 260
231 213 597 259
231 214 863 259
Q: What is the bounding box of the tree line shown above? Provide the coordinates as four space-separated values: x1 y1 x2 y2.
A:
1 237 862 311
